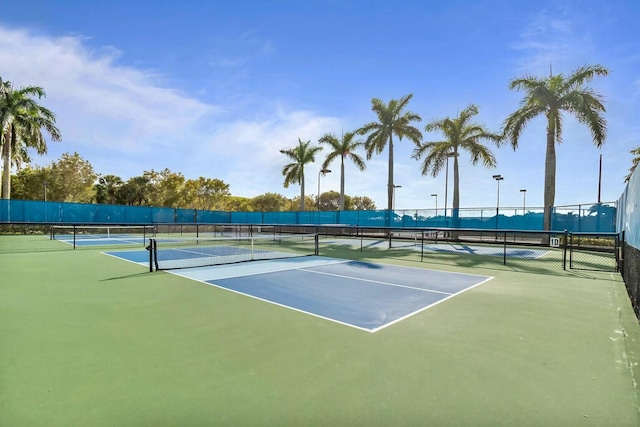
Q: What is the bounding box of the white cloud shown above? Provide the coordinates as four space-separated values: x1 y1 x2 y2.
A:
0 26 217 155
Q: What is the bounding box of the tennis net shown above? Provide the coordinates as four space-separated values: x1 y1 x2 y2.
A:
149 233 318 271
50 225 156 248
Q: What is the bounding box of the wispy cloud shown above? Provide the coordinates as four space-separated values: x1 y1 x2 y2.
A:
510 10 589 74
0 26 217 154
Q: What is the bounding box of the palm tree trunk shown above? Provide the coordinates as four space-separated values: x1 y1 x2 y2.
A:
339 156 346 211
387 135 394 227
452 153 460 235
300 170 305 211
543 124 556 235
1 127 11 200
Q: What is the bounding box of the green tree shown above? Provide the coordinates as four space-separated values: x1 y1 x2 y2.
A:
280 138 323 211
11 165 50 200
625 146 640 182
358 94 422 221
0 78 61 199
143 168 187 207
351 195 376 210
94 175 124 204
502 64 609 232
224 196 253 212
318 190 353 211
290 195 315 211
412 104 500 227
318 131 366 210
48 152 97 203
117 176 151 206
251 192 289 212
184 177 230 210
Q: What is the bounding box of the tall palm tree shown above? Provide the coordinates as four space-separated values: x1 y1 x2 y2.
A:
0 78 61 199
412 104 501 227
318 130 366 210
280 138 323 211
502 64 608 232
358 94 422 221
625 146 640 182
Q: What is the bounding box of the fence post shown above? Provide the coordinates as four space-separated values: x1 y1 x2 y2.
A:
503 231 507 265
562 229 568 270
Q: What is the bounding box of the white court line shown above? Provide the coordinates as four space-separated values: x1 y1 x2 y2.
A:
370 276 494 333
297 268 453 296
168 256 350 282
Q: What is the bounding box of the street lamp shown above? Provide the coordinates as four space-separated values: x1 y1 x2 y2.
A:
317 169 331 211
431 193 438 217
392 185 401 210
493 175 503 229
520 189 527 215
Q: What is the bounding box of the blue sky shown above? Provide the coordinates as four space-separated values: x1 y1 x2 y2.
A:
1 0 638 211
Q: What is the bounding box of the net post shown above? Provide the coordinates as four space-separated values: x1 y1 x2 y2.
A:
147 238 154 272
420 230 424 262
315 233 319 256
562 229 568 270
73 225 77 249
153 239 159 271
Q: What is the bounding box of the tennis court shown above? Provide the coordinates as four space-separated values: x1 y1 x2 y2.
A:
105 250 492 332
2 229 639 426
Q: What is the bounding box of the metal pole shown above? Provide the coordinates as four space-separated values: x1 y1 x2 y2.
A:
493 175 503 229
431 194 438 217
597 154 602 203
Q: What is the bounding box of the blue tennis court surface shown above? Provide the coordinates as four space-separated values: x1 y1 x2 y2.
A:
104 250 492 332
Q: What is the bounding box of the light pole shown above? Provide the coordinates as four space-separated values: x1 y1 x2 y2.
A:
431 193 438 217
43 182 47 202
520 189 527 215
317 169 331 211
392 185 401 210
493 175 503 229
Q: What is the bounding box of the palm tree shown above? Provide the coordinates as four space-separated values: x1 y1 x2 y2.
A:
358 94 422 223
625 146 640 182
0 78 61 199
280 138 323 211
502 64 608 232
318 130 366 210
412 104 501 228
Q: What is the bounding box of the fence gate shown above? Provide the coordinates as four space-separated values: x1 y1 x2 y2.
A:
568 232 620 272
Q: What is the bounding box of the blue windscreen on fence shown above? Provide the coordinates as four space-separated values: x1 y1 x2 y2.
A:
0 199 617 232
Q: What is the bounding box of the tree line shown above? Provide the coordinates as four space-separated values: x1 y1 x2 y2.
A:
9 151 376 212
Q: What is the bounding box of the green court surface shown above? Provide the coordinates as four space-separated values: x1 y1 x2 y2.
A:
1 237 639 426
